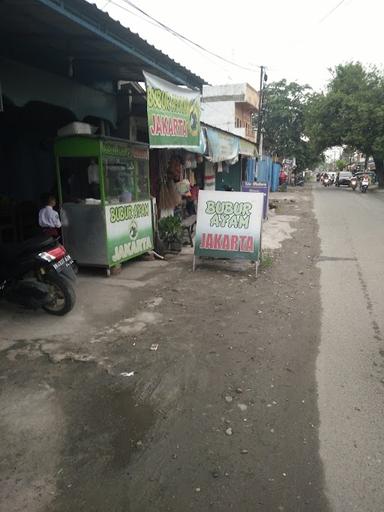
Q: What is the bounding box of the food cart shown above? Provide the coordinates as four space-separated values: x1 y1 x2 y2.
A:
55 135 153 274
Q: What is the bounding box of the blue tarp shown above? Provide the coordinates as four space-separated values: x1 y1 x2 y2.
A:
256 157 282 191
246 158 256 182
256 156 273 187
271 163 281 192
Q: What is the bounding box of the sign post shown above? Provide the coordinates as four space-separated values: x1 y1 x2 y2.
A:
241 181 269 219
193 190 264 276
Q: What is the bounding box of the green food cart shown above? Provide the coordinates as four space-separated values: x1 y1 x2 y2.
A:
54 135 154 274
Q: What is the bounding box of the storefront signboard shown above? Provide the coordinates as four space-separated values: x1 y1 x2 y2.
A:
105 200 153 265
144 71 201 149
193 190 263 274
241 181 269 219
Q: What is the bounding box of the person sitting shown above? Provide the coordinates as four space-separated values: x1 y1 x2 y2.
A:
38 194 61 237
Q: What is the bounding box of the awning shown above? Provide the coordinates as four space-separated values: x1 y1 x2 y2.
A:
1 57 117 124
239 138 257 157
205 126 240 164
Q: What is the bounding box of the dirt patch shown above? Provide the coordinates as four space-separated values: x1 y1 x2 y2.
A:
0 187 329 512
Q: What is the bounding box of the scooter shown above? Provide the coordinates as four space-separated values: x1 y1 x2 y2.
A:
323 177 330 187
360 177 369 193
351 177 358 190
0 235 76 315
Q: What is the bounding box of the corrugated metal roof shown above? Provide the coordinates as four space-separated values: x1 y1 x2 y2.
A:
0 0 206 90
81 0 207 88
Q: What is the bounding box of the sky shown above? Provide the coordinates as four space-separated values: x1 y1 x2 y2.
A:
89 0 384 92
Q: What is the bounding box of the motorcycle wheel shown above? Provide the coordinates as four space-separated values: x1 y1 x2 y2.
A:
42 274 76 315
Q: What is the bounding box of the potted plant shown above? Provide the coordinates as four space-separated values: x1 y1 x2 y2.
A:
158 215 183 252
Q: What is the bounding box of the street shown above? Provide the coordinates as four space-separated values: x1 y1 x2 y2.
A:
314 184 384 511
1 185 384 512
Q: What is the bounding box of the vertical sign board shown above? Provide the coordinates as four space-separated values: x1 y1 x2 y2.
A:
105 201 154 266
241 182 269 219
194 190 263 273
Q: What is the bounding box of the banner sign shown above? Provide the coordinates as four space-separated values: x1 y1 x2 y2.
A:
194 190 263 264
105 200 153 265
205 126 239 163
144 71 201 148
241 182 269 219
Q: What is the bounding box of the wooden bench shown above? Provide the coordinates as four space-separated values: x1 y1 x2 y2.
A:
181 215 197 247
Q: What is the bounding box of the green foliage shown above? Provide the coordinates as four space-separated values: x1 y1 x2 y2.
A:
306 62 384 185
158 215 182 244
261 252 273 269
336 159 347 171
262 80 322 170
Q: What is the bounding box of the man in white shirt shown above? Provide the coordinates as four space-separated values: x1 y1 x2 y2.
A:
38 195 61 237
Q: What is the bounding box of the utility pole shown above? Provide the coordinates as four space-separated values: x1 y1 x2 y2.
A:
256 66 267 178
256 65 264 153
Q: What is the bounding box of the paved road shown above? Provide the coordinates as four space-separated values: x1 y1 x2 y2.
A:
314 184 384 511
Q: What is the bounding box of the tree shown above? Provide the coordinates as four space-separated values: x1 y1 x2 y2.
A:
262 80 322 170
306 62 384 186
336 159 347 171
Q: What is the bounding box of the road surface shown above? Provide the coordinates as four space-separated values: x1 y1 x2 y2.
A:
314 184 384 512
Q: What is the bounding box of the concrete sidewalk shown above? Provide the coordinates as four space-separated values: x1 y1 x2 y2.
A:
0 189 305 348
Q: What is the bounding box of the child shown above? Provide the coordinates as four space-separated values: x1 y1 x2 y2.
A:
38 194 61 237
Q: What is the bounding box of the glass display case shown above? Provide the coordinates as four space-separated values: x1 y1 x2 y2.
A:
55 135 153 271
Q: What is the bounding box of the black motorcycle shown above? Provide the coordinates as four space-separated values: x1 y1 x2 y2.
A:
0 235 76 315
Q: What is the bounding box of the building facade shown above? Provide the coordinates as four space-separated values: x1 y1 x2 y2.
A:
201 83 258 143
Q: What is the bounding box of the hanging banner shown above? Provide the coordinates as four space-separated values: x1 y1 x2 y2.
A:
205 126 239 163
194 190 263 269
144 71 201 148
239 138 257 157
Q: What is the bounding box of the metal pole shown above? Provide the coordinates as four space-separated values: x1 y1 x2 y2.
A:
256 66 264 151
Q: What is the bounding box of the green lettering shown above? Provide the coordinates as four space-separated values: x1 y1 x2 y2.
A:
210 213 220 227
238 215 250 229
206 201 216 215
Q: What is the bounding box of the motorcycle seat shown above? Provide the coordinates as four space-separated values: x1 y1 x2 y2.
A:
0 235 55 263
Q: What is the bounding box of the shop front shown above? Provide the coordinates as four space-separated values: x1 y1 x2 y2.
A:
55 136 153 273
145 72 205 228
203 124 257 192
0 0 205 256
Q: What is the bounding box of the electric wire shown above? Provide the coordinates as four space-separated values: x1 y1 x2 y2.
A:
107 0 263 73
319 0 347 23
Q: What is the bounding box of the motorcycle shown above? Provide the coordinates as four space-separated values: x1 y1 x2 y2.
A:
351 177 358 190
0 235 76 315
360 177 369 193
323 177 330 187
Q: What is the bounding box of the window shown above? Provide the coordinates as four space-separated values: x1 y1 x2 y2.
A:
59 157 100 202
235 117 242 128
104 157 136 204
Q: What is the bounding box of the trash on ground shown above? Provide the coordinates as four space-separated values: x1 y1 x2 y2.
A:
150 343 159 351
120 371 135 377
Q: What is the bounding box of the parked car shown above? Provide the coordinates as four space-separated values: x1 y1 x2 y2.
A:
336 171 352 187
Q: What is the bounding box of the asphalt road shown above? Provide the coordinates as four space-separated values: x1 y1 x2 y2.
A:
314 184 384 511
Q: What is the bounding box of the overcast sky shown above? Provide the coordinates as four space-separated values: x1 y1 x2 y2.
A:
90 0 382 91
